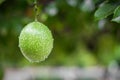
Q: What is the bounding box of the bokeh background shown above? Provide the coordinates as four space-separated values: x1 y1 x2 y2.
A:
0 0 120 80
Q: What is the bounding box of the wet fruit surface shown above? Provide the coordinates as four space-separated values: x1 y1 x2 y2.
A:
19 21 53 62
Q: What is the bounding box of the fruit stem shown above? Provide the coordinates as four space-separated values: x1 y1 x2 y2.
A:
34 0 39 21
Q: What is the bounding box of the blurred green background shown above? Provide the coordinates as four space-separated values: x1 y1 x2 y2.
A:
0 0 120 79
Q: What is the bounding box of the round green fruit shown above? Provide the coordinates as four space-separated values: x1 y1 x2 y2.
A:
19 21 54 62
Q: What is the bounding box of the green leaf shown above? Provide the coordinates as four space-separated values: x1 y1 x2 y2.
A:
94 3 116 20
112 6 120 23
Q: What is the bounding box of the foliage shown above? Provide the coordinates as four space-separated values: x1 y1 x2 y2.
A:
94 0 120 23
112 6 120 23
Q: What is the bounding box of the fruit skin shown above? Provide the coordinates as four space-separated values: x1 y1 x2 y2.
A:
19 21 53 62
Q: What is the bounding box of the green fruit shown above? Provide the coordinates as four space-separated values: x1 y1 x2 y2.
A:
19 21 53 62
